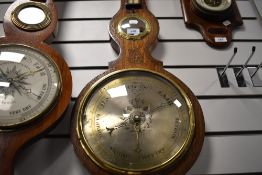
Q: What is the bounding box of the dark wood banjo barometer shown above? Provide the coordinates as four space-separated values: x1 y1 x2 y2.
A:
181 0 243 48
71 0 205 174
0 0 72 174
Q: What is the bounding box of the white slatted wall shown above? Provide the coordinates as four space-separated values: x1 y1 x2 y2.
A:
1 0 262 174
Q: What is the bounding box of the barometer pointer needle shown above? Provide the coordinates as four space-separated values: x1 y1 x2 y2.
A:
16 67 45 79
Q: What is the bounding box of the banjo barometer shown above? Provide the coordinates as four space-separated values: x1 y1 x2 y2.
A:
71 0 205 174
0 0 72 174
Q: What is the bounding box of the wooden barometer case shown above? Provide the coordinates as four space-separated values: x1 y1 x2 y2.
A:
0 0 72 175
181 0 243 48
71 0 205 174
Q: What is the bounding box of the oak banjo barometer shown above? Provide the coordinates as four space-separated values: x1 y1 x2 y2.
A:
0 0 72 174
71 0 205 174
181 0 243 48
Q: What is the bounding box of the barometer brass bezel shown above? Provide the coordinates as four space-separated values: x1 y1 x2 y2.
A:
75 68 195 174
11 1 52 31
117 15 151 40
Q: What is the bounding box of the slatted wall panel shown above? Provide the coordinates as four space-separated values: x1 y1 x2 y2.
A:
1 0 262 174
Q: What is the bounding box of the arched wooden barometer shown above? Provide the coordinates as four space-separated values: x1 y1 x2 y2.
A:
0 0 72 174
71 0 205 174
181 0 243 48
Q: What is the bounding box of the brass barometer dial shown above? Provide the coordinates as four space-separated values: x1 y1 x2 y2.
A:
0 0 72 175
0 44 61 128
72 0 204 174
77 70 195 173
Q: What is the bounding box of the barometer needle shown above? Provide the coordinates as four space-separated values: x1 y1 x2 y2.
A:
16 67 45 80
134 123 142 153
151 103 172 113
0 68 6 76
17 85 40 102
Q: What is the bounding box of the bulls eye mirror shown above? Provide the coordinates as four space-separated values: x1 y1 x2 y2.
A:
11 2 52 31
18 6 46 25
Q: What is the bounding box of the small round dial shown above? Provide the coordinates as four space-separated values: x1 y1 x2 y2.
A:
117 16 150 40
76 70 195 174
0 44 61 128
193 0 232 13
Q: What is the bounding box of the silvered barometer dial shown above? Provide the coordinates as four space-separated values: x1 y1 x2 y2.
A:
0 44 61 128
193 0 232 13
76 70 195 173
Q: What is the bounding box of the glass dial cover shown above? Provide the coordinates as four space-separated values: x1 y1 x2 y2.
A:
117 16 150 40
77 70 195 173
193 0 232 12
0 44 61 128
